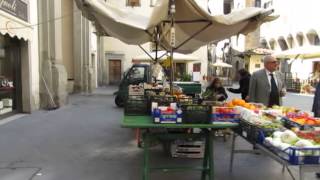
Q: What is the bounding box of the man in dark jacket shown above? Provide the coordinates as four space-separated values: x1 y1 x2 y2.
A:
312 82 320 117
312 82 320 179
228 69 251 100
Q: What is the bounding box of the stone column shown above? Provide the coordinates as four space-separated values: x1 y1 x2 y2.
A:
97 36 103 86
52 0 68 106
73 2 91 94
38 0 68 108
38 0 53 109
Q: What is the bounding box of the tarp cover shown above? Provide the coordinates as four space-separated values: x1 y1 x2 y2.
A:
133 51 199 62
75 0 277 53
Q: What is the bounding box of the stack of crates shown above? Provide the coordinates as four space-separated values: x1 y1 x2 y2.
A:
124 96 149 115
211 107 240 124
170 139 205 158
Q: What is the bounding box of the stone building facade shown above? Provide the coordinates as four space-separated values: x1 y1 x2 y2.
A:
38 0 98 109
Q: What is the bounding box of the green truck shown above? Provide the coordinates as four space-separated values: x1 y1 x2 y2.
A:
114 64 202 107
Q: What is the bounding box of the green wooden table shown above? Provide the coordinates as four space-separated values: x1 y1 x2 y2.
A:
122 115 238 180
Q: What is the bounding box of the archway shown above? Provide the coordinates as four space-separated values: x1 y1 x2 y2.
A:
287 34 295 48
306 29 320 45
278 36 289 50
296 32 304 46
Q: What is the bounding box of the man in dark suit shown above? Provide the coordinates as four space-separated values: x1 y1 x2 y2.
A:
247 55 286 107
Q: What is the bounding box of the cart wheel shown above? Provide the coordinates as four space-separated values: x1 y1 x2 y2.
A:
115 95 124 107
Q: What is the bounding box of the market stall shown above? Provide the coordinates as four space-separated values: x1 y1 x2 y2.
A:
122 115 237 180
121 87 241 180
74 1 280 180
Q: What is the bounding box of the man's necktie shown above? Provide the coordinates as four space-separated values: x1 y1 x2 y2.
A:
270 73 278 93
269 73 280 107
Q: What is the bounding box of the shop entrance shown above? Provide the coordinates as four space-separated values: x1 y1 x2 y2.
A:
0 35 22 117
109 59 121 85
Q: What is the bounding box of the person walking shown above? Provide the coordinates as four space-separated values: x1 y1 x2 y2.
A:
247 55 286 107
227 69 251 100
202 78 228 101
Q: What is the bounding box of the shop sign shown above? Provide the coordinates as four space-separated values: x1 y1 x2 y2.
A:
0 0 28 22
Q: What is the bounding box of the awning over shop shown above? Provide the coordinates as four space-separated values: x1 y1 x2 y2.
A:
274 46 320 60
210 61 233 68
75 0 278 53
132 51 199 62
0 11 33 41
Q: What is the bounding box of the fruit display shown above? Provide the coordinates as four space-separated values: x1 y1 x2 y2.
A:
296 131 320 144
285 112 320 126
213 107 238 114
226 98 264 114
264 130 320 165
264 130 320 150
271 105 299 115
264 130 320 159
236 106 282 129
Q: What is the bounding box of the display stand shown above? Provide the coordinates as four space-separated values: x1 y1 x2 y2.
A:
229 133 320 180
122 115 238 180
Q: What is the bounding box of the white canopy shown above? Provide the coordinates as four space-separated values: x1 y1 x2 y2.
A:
132 51 199 62
0 11 33 41
274 46 320 60
210 61 233 68
75 0 278 53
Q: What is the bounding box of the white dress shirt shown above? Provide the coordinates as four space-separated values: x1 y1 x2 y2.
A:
265 69 278 90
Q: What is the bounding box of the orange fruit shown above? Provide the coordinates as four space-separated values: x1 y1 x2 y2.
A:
249 105 256 110
232 98 244 106
243 103 251 109
226 102 234 108
237 99 246 106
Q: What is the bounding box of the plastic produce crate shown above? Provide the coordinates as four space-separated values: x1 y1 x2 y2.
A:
181 105 211 124
234 120 276 144
211 107 240 123
264 141 320 165
177 97 200 106
124 96 149 116
152 109 182 124
281 117 315 130
148 95 177 107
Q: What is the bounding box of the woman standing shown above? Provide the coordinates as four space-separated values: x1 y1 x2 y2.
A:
202 78 228 101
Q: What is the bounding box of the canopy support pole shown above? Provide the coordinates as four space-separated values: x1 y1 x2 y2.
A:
169 0 175 95
174 22 212 51
154 26 160 63
138 45 155 61
145 30 169 52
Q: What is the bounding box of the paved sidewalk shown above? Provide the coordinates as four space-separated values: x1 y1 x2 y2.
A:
0 87 317 180
93 85 118 96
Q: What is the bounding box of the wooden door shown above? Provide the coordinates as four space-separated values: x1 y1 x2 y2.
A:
109 60 121 85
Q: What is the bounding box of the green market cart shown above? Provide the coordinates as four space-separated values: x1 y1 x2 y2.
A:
122 115 238 180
